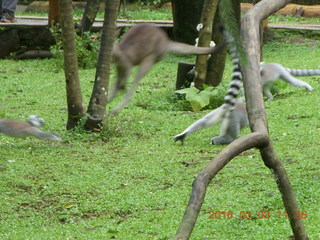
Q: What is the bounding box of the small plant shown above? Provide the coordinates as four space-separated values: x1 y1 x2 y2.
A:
175 84 220 111
50 25 100 69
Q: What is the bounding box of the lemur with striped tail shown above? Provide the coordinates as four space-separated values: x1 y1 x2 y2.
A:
260 62 316 100
174 28 249 145
173 61 319 145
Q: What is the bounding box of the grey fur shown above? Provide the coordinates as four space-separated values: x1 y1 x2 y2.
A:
108 24 226 116
260 62 314 100
174 27 246 145
0 116 61 141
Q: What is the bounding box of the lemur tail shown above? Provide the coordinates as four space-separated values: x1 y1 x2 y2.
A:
173 27 243 144
285 68 320 76
220 27 243 113
32 129 62 141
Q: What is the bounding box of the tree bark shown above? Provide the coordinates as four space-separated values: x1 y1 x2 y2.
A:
171 0 204 44
193 0 219 89
205 0 240 87
241 0 307 239
59 0 85 130
172 133 269 240
85 0 120 130
49 0 60 26
76 0 101 35
172 0 308 239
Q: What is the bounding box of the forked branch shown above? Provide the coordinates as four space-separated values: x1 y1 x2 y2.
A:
172 0 308 239
171 132 269 240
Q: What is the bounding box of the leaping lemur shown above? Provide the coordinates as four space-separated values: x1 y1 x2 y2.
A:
108 24 227 116
174 27 248 145
0 115 62 141
260 62 316 100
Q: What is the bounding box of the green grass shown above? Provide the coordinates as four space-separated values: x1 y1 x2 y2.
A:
16 4 173 20
268 15 320 25
1 25 320 240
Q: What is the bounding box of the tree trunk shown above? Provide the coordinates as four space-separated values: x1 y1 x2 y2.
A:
241 0 307 238
171 0 204 44
76 0 101 35
205 0 240 87
85 0 120 130
171 0 308 239
193 0 219 89
49 0 60 26
59 0 85 130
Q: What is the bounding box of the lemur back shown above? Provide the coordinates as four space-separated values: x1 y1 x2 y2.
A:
260 62 314 100
174 28 249 145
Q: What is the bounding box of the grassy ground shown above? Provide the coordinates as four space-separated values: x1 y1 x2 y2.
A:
16 4 173 20
1 19 320 240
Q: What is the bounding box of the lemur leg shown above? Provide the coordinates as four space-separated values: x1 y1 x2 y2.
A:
108 60 133 103
211 114 240 145
263 87 274 101
173 106 225 144
109 56 156 116
280 76 313 91
280 71 313 91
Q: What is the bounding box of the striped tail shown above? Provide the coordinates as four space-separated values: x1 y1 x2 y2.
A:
285 68 320 76
220 28 243 113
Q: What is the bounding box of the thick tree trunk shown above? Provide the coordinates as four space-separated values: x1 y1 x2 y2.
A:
85 0 120 130
59 0 85 130
76 0 101 35
193 0 219 89
171 0 204 44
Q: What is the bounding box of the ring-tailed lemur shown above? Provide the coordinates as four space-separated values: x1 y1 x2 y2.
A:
174 28 249 145
0 115 62 141
260 62 316 100
108 24 227 116
173 61 320 145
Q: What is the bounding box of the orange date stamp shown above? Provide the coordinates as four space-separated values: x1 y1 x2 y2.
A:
208 210 307 220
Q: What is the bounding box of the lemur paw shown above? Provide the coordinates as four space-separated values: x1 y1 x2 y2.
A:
306 86 313 91
108 110 119 117
173 133 186 145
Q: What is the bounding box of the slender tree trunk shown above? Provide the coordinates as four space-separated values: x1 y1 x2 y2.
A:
193 0 219 89
49 0 60 26
85 0 120 130
76 0 101 35
204 8 226 87
206 0 240 86
60 0 85 130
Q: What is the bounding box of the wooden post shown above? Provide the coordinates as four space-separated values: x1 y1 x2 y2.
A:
175 62 195 90
49 0 60 26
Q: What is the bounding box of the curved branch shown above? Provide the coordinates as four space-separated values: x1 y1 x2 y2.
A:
171 132 269 240
241 1 308 239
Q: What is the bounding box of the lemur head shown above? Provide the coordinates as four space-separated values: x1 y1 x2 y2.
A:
28 115 44 127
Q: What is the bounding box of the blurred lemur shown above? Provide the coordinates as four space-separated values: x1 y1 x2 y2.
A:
108 24 226 116
260 62 316 100
0 115 61 141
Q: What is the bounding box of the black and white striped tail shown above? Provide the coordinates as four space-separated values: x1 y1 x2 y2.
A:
220 28 243 112
285 68 320 76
